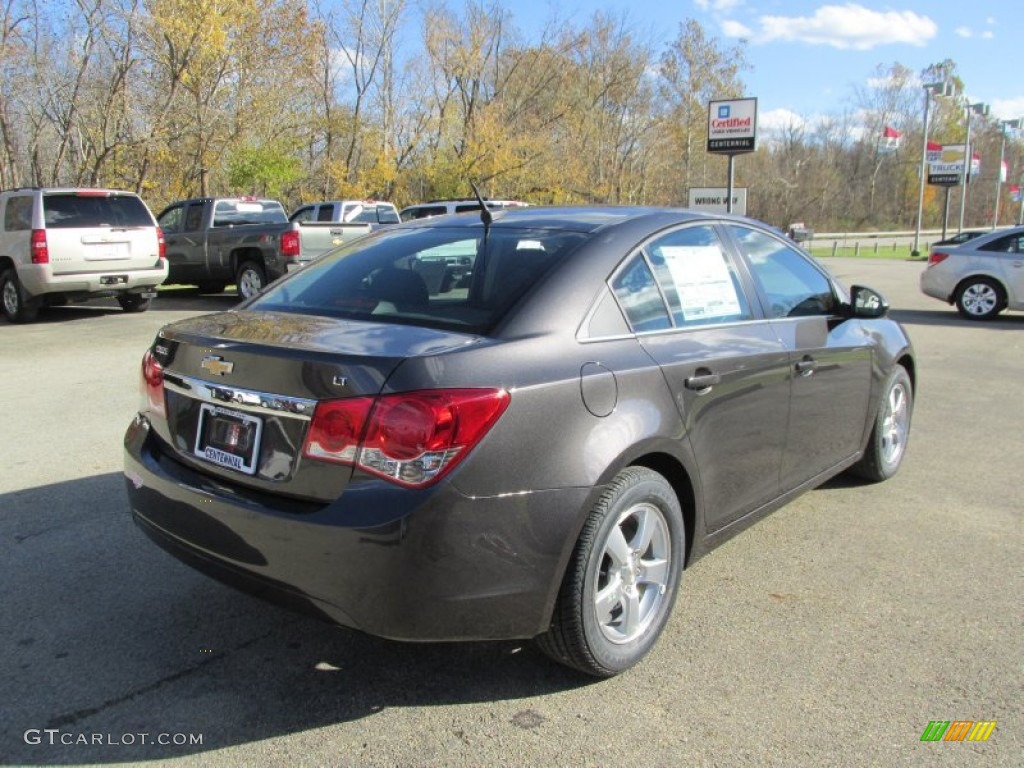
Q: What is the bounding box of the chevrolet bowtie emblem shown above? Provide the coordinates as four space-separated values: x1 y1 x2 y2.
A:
200 355 234 376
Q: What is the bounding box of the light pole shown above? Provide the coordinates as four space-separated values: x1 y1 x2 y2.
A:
959 101 990 232
993 118 1022 228
913 81 954 257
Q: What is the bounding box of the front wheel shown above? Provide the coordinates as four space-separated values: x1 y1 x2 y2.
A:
536 467 684 677
955 277 1004 320
850 365 913 482
1 268 39 323
235 262 266 300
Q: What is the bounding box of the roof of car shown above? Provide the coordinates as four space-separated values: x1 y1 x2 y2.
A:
398 205 713 233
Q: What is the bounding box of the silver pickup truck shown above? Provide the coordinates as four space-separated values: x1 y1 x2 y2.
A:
157 197 370 298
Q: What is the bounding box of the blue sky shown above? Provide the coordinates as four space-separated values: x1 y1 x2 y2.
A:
501 0 1024 131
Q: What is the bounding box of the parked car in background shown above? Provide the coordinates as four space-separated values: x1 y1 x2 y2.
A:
290 200 400 228
399 198 530 221
125 206 915 677
932 229 987 247
157 197 370 299
0 187 166 322
920 225 1024 320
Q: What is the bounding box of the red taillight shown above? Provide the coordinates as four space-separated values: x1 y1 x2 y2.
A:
303 389 510 487
927 251 950 266
280 229 301 260
156 227 166 261
31 229 49 264
141 349 166 418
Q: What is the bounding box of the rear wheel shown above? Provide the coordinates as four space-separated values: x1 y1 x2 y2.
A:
236 262 266 300
117 293 152 313
955 277 1004 320
536 467 684 677
850 365 913 482
1 268 39 323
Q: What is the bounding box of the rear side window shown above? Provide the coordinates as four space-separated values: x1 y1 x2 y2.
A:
4 196 32 231
42 194 153 228
250 226 585 334
611 254 672 332
316 206 334 222
979 234 1024 253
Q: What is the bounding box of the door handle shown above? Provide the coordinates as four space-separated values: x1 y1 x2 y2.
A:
684 372 721 391
794 357 817 376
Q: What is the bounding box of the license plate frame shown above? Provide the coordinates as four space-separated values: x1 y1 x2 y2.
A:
193 403 263 475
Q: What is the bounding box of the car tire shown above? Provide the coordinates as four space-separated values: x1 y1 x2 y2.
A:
196 282 227 294
850 365 913 482
955 277 1005 320
117 294 152 313
236 262 266 300
536 467 684 677
1 268 40 323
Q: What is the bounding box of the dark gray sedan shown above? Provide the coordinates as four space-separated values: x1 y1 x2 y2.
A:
124 207 915 677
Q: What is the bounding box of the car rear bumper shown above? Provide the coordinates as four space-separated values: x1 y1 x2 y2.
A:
19 263 168 297
123 415 589 641
919 267 953 303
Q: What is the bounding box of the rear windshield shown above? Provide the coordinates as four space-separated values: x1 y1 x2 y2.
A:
347 204 400 225
250 226 586 333
212 200 287 227
43 194 153 228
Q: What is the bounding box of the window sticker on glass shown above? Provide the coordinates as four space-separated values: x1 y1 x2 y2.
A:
659 246 743 321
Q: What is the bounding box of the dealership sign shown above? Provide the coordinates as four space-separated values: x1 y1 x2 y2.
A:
707 98 757 153
928 144 969 186
688 187 748 215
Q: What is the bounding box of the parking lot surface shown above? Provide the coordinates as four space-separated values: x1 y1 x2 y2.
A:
1 261 1021 766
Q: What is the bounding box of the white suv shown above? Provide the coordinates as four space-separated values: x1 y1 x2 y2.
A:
0 187 167 322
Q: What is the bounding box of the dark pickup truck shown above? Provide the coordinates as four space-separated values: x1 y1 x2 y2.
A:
157 197 370 298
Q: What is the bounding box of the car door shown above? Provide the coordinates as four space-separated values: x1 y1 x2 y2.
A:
159 202 207 282
724 224 873 489
611 223 791 533
979 231 1024 306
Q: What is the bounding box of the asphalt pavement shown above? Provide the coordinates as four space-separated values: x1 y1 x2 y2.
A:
1 263 1020 766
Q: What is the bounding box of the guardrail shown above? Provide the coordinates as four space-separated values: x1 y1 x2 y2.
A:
807 226 1010 256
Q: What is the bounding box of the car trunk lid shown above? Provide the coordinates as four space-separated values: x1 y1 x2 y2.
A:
146 310 480 502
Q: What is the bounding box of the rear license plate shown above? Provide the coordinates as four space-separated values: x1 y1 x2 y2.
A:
100 275 128 285
193 404 263 475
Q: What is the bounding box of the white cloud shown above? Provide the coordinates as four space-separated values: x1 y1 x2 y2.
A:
982 31 994 39
695 0 743 11
955 26 973 38
722 19 753 38
735 4 937 50
991 98 1024 122
758 108 807 133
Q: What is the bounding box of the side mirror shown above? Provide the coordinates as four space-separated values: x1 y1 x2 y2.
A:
849 285 888 318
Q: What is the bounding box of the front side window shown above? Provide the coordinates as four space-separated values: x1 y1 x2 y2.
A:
250 226 585 334
158 205 183 233
645 225 752 326
727 225 836 318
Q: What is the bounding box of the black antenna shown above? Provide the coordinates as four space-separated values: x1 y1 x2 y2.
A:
470 180 492 243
